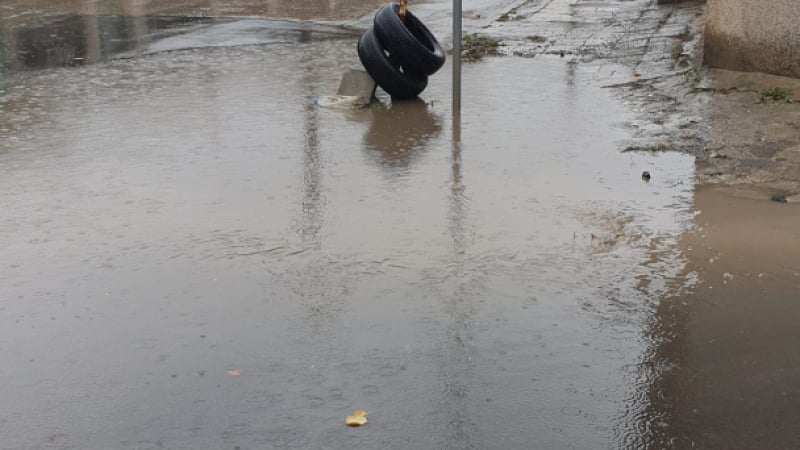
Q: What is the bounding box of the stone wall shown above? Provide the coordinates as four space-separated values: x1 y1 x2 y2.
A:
705 0 800 78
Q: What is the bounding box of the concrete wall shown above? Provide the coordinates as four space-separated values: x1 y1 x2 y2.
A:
705 0 800 78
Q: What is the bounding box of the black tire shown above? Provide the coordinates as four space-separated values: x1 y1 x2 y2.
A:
373 2 446 77
358 28 428 100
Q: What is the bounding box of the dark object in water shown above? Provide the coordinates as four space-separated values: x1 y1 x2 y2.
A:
770 193 788 203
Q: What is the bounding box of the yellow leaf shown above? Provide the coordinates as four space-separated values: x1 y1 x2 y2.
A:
227 369 240 376
346 410 367 427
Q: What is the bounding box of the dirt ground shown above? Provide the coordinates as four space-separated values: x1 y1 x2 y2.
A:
699 70 800 198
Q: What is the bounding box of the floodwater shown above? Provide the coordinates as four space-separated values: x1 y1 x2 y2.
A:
1 2 797 449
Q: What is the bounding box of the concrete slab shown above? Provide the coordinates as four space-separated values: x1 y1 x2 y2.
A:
336 69 377 99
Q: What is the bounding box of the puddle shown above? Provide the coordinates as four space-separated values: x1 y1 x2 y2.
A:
345 99 443 171
0 15 223 72
0 14 363 74
0 0 390 22
0 3 716 449
636 185 800 449
140 18 359 55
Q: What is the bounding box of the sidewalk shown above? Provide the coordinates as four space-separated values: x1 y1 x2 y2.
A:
471 0 800 198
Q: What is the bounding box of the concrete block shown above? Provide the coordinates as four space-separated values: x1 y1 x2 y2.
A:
337 69 377 99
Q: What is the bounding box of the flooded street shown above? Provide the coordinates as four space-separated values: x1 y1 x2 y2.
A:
1 1 798 449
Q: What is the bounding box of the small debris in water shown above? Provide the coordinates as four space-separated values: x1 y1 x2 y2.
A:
642 171 651 182
227 369 241 376
462 34 500 61
345 409 368 427
770 193 788 203
723 272 734 284
758 87 793 104
315 95 371 109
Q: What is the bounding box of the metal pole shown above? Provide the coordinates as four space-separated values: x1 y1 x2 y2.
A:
452 0 462 113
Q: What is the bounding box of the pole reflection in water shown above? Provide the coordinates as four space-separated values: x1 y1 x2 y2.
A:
449 110 466 254
299 29 324 243
438 108 479 448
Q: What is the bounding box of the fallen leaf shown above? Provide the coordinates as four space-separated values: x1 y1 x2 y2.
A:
346 409 367 427
633 72 641 77
227 369 240 377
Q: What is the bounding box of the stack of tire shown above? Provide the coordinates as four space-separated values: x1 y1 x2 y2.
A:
358 3 446 100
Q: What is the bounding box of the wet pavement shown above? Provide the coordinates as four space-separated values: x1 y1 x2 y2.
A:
1 1 799 449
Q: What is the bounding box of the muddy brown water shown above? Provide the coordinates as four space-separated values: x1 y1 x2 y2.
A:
1 2 798 449
643 185 800 450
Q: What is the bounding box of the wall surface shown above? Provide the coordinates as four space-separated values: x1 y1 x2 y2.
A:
705 0 800 78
